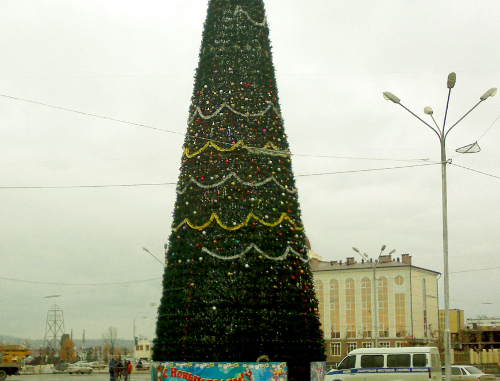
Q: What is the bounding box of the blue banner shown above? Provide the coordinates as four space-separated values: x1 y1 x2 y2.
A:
152 362 288 381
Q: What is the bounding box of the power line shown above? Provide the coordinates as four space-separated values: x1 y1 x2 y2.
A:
0 93 272 150
0 93 183 135
2 69 500 79
292 153 429 163
0 156 179 165
0 275 160 286
0 93 433 164
0 182 176 189
0 153 430 166
0 163 440 189
450 266 500 274
0 75 193 79
296 162 438 177
451 163 500 180
477 111 500 141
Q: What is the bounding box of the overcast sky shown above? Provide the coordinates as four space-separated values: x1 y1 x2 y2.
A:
1 0 499 343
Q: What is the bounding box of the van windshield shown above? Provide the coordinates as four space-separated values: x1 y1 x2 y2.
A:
337 355 356 370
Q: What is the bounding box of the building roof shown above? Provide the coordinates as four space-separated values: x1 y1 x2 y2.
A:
311 254 440 276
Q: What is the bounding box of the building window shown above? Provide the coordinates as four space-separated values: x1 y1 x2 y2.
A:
330 279 340 338
378 342 390 348
145 345 149 350
378 276 389 337
314 280 324 328
395 292 406 337
330 342 341 356
345 279 356 338
362 342 372 348
347 342 357 352
396 341 406 347
361 277 372 338
135 345 140 350
395 275 404 285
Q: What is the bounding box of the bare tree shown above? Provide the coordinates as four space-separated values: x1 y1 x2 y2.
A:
102 327 118 360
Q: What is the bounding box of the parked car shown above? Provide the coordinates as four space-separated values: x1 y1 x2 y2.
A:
55 362 69 372
67 363 93 374
441 365 495 381
136 360 151 370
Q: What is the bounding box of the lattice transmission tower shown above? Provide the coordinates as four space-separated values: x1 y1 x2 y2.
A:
43 304 65 361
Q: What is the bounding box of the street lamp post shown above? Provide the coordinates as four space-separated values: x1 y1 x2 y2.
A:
383 74 496 381
352 245 396 348
141 247 165 266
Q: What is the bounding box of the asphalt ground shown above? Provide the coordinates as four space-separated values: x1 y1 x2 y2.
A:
9 371 500 381
8 371 151 381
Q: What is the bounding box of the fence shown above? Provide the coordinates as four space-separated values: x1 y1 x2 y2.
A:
452 348 500 365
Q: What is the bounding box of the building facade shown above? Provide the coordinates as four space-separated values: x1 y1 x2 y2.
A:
311 253 440 363
466 316 500 330
133 339 152 361
439 309 464 342
457 316 500 351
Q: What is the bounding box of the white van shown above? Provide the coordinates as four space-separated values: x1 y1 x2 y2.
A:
325 347 442 381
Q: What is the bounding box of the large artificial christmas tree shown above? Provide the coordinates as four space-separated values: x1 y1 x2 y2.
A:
154 0 325 377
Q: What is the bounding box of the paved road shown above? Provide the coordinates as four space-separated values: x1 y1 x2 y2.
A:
9 372 500 381
8 371 151 381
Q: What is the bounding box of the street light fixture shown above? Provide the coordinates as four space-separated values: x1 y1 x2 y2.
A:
352 245 396 348
383 73 496 381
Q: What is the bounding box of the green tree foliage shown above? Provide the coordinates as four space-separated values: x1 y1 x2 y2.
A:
154 0 325 371
86 347 96 363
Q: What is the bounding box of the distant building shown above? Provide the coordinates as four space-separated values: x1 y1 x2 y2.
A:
133 339 151 361
458 316 500 351
311 253 440 363
466 316 500 330
439 309 464 344
306 236 322 261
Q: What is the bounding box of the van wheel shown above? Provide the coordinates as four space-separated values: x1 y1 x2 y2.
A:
0 370 7 381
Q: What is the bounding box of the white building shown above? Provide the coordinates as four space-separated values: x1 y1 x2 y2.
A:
311 253 440 363
134 339 152 361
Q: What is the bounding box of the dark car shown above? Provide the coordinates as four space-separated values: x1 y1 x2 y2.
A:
55 362 69 372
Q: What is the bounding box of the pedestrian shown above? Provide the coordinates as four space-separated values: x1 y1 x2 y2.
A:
117 360 124 380
109 358 116 381
125 360 133 380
